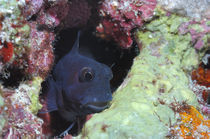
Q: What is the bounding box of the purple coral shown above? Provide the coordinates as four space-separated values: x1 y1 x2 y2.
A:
179 20 210 50
97 0 157 48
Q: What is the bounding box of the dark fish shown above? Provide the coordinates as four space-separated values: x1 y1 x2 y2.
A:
45 31 113 136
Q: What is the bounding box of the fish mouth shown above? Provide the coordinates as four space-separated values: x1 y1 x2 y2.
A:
85 102 109 112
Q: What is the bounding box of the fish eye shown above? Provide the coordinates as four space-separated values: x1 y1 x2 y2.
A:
79 67 94 82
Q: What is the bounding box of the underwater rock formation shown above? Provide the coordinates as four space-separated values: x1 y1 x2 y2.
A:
0 0 55 137
158 0 210 19
0 78 43 137
96 0 157 48
0 0 209 138
78 7 209 139
191 51 210 114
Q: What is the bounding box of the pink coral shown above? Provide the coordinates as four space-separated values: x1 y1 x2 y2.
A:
1 88 43 137
23 0 44 19
37 0 69 29
179 20 210 50
97 0 157 48
27 23 54 78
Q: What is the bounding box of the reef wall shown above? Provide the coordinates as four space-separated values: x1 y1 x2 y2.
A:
0 0 209 138
78 1 210 138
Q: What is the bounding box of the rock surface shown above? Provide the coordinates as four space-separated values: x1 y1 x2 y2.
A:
78 7 209 138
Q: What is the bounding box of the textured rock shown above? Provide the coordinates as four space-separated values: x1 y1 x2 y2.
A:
158 0 210 19
1 77 43 137
96 0 157 48
78 7 209 138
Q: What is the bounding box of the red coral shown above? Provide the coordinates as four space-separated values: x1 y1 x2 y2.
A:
191 65 210 101
27 23 54 78
97 0 157 48
0 41 14 63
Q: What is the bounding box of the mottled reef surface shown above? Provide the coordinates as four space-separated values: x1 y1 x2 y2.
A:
0 0 209 138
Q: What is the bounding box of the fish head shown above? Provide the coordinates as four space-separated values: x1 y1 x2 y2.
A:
54 31 113 115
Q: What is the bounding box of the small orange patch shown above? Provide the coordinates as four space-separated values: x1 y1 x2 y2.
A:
173 106 210 138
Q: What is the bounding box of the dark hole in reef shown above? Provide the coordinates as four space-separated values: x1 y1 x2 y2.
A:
40 27 139 136
0 67 26 88
53 28 139 91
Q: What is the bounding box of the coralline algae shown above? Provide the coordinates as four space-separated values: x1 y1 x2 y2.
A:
0 0 209 138
78 7 209 138
0 78 43 137
0 0 55 137
96 0 157 48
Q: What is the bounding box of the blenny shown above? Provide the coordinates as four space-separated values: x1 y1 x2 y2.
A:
44 31 113 136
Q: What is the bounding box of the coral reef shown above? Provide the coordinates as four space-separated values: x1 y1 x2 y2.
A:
169 105 209 138
190 51 210 114
158 0 210 19
78 7 209 138
96 0 157 48
36 0 69 29
0 78 43 137
96 0 210 49
27 22 54 78
0 0 98 137
0 0 209 138
178 20 210 50
0 0 56 137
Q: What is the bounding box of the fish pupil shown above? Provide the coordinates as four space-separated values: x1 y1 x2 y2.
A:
84 72 93 81
79 67 94 82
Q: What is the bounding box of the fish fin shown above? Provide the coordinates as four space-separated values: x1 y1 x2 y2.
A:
70 30 81 54
45 76 59 112
58 122 76 137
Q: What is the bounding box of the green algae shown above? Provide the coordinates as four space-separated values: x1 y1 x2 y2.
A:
79 8 201 138
0 115 5 134
206 20 210 26
181 48 199 71
0 0 30 47
28 77 43 114
188 24 205 32
0 95 3 107
0 0 23 16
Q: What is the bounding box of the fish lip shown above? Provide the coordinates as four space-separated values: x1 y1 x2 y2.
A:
85 102 110 112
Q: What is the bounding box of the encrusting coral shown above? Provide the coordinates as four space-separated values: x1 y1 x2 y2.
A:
0 0 56 137
0 0 209 138
96 0 157 48
77 6 209 139
0 0 98 137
